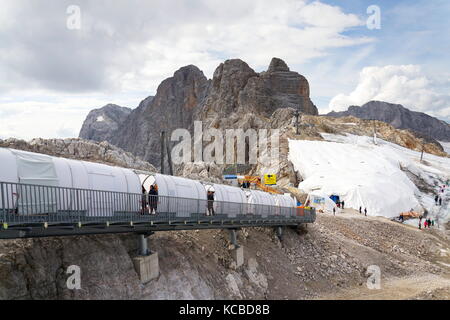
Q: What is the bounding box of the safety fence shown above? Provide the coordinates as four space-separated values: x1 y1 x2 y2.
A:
0 181 316 227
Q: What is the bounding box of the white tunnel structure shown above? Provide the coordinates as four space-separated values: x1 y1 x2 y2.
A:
139 173 207 217
0 147 297 218
0 148 141 216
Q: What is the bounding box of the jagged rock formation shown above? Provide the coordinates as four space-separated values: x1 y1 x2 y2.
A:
327 101 450 142
79 58 318 167
79 104 133 142
0 138 156 172
239 57 317 116
197 57 317 125
112 66 210 167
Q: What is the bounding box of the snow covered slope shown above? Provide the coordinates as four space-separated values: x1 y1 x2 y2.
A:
288 134 450 219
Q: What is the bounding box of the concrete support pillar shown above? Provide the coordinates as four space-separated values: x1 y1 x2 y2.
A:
229 229 239 248
133 232 159 283
133 253 159 284
231 246 244 269
276 226 283 241
228 229 244 269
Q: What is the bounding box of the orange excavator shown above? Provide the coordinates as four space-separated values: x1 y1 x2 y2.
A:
238 175 283 194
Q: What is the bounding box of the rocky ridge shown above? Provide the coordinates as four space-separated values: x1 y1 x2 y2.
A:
327 101 450 142
79 58 318 168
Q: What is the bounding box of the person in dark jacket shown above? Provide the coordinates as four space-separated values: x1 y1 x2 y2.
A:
341 201 345 209
364 208 367 216
207 191 215 216
141 186 148 214
149 184 158 215
359 206 362 214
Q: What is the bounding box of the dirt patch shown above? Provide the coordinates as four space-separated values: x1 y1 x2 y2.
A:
1 209 449 299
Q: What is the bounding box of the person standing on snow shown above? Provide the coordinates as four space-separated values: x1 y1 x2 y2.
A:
364 208 367 216
341 201 345 209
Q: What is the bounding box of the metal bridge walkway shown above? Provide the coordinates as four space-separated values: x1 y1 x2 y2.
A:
0 181 315 239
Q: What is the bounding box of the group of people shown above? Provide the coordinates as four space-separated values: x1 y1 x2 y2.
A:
141 185 216 216
240 181 251 189
141 184 159 215
336 200 345 209
434 195 444 206
359 206 368 216
419 217 434 230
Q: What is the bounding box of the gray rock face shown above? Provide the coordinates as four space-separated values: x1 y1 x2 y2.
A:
200 59 257 119
79 57 318 167
239 57 318 116
327 101 450 142
79 104 133 142
267 57 290 72
112 65 209 167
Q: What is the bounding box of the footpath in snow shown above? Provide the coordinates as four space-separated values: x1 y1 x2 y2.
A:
288 133 450 220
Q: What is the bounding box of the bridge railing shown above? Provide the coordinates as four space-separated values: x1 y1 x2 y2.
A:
0 181 315 226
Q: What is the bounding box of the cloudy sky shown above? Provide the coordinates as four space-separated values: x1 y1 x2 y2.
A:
1 0 449 140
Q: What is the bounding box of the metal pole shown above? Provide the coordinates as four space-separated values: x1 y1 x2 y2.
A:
229 229 239 248
1 182 5 223
373 120 377 145
166 134 174 176
138 234 148 256
420 145 424 161
276 226 283 241
160 131 166 174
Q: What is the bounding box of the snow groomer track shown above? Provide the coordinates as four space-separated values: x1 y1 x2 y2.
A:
0 148 315 239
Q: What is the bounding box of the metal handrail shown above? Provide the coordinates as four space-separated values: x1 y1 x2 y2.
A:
0 181 316 227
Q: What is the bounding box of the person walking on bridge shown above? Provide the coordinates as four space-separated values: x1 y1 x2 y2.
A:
149 184 158 215
207 191 215 216
141 186 148 215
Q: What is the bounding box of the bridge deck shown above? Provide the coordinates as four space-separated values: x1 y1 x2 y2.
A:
0 181 315 239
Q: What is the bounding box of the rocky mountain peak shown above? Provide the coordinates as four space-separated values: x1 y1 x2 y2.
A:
79 104 132 142
80 57 319 166
267 57 290 72
112 64 209 167
212 59 257 94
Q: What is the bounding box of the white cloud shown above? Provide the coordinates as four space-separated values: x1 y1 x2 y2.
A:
328 65 450 120
0 0 376 139
0 0 372 95
0 93 141 140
